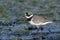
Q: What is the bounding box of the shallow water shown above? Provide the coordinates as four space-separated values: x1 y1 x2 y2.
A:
0 21 60 40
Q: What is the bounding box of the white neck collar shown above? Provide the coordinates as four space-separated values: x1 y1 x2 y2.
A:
25 15 33 18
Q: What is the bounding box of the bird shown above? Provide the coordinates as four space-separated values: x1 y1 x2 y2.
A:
25 12 53 30
25 12 53 40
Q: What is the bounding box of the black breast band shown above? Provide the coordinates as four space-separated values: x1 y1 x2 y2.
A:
27 16 33 21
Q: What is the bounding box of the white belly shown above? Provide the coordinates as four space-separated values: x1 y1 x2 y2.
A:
29 20 52 26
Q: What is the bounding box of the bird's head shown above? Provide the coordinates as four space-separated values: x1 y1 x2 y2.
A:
25 12 33 19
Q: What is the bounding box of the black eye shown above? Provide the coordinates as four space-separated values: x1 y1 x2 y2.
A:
26 12 28 15
26 12 28 14
26 12 30 16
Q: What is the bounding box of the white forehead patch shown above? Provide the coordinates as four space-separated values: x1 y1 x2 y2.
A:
25 14 33 18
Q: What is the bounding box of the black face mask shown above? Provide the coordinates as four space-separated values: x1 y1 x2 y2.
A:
26 12 31 16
